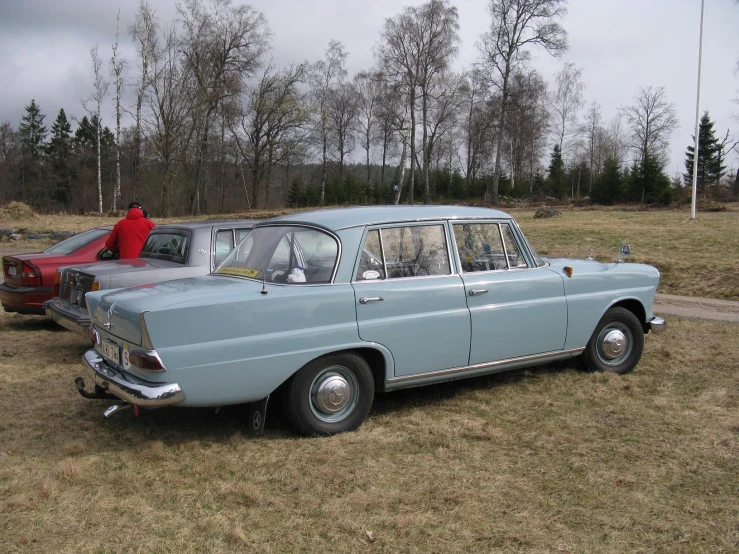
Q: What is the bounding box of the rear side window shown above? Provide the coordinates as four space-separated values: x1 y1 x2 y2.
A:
140 232 190 264
381 224 450 279
214 230 235 267
453 223 507 272
44 228 109 255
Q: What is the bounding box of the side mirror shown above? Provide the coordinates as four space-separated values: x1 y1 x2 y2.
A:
617 243 630 263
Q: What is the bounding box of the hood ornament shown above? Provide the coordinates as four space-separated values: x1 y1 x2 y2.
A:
103 302 116 329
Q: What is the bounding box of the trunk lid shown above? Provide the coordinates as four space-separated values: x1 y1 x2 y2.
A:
88 275 264 346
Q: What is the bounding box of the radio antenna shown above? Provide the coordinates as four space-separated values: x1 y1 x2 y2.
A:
240 163 268 295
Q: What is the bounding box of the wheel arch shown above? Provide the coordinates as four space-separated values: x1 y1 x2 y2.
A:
608 298 648 333
301 346 391 393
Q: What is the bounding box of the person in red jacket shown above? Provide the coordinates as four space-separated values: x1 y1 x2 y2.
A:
105 202 156 259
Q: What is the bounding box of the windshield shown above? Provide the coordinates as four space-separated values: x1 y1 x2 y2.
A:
216 225 338 284
139 232 190 264
44 228 109 255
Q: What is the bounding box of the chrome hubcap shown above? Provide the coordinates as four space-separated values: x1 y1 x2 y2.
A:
596 323 632 366
309 366 358 423
315 374 350 413
601 329 627 359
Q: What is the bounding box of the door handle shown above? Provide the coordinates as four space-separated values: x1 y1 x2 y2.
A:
468 289 489 296
359 296 384 304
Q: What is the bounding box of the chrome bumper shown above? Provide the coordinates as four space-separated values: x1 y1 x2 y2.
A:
648 316 666 334
45 298 90 336
80 349 184 406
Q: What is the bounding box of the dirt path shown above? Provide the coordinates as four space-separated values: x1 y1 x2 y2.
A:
654 293 739 323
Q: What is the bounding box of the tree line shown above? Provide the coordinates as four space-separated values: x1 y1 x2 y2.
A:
0 0 737 216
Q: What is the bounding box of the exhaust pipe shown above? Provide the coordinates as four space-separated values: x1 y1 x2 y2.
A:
103 404 132 418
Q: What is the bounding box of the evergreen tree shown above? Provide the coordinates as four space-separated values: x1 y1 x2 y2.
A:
630 154 673 205
592 157 622 205
47 109 73 206
547 144 565 198
18 99 47 158
17 99 48 205
683 112 722 196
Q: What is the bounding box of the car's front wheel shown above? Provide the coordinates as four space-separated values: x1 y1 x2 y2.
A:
581 307 644 374
283 353 374 436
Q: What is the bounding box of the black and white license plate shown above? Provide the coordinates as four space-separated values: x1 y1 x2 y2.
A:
100 341 120 365
7 266 16 276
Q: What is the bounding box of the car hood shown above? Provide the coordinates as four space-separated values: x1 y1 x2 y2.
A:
87 275 264 345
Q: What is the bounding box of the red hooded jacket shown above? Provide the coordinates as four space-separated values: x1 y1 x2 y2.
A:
105 207 156 259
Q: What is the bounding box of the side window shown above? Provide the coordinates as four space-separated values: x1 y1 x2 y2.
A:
235 229 251 243
381 224 450 278
214 230 235 267
453 223 507 272
355 229 385 281
501 224 528 269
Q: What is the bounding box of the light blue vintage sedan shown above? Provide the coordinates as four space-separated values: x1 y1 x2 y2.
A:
77 206 665 436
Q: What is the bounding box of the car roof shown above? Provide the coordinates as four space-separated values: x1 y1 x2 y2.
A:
263 206 512 231
151 219 260 231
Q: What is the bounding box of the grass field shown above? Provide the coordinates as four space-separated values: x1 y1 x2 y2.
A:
1 204 738 552
1 310 737 552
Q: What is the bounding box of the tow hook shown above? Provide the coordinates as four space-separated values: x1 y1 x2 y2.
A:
103 404 132 418
75 377 117 400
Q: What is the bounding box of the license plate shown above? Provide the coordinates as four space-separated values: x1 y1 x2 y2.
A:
7 266 16 276
100 341 120 365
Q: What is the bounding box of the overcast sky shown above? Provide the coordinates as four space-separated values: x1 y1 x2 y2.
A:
1 0 737 176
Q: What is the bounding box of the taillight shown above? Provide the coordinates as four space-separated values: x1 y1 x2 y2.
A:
88 326 99 345
22 263 42 287
53 271 62 297
129 350 166 372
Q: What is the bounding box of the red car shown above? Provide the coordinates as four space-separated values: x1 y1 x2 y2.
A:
1 226 113 315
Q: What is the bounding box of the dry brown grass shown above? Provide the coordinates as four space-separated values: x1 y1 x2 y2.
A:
1 304 738 552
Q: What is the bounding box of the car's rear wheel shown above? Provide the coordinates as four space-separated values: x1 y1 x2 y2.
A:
283 353 374 436
581 307 644 374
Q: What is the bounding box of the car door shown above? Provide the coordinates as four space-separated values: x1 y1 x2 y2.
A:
452 221 567 365
353 223 470 378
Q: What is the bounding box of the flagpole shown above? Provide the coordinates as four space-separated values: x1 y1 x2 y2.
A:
691 0 706 220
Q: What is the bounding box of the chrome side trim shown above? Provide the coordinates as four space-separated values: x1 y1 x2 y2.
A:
335 214 510 231
648 316 666 334
81 350 183 406
387 348 585 384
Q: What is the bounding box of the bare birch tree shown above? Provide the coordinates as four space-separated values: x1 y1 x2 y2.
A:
179 0 270 213
415 0 460 204
621 85 678 166
327 82 359 185
82 45 109 214
129 0 157 203
550 62 583 157
229 63 307 208
309 40 347 205
143 24 195 216
353 70 383 184
378 8 420 204
110 10 125 210
480 0 567 203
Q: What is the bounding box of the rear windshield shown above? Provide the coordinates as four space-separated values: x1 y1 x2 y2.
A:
139 232 190 264
44 228 109 255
